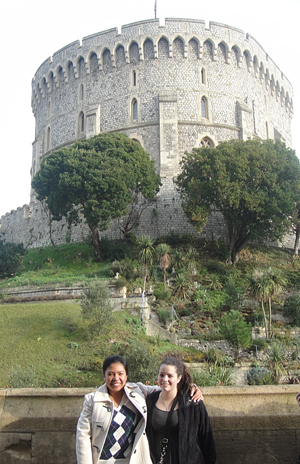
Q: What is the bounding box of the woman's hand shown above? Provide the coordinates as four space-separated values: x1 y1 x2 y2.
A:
190 384 204 402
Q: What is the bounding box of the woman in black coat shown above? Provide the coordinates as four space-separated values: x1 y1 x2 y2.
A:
146 357 216 464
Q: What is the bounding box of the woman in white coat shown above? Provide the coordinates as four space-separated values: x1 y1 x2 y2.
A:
76 355 202 464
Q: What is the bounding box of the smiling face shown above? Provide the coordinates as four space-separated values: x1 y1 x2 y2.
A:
158 364 182 394
103 362 128 394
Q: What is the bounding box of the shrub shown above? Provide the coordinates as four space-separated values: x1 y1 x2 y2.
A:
224 277 239 303
8 365 38 388
80 280 113 337
0 240 27 278
99 238 133 261
216 239 229 261
194 287 227 311
219 309 252 355
191 364 233 386
204 260 226 275
250 339 267 352
284 295 300 326
247 366 273 385
157 308 169 325
154 283 171 301
122 339 160 384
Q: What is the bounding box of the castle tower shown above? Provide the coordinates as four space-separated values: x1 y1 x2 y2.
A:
0 18 293 247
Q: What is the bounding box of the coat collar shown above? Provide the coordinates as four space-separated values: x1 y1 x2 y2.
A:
94 382 140 402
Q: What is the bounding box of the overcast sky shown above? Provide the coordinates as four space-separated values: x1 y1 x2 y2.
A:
0 0 299 218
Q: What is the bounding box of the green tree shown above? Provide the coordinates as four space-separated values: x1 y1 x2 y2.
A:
156 243 171 291
32 133 160 261
176 139 300 264
80 280 113 337
219 309 252 356
135 235 155 293
0 240 26 278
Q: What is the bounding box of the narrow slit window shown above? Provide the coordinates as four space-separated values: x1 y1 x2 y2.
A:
46 127 51 151
201 97 208 118
79 84 84 101
133 70 137 86
132 99 138 121
79 112 84 133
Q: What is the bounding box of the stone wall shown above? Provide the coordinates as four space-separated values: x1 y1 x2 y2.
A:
0 178 230 247
0 385 299 464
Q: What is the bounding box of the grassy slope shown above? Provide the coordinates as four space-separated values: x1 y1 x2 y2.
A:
0 299 198 388
0 242 109 289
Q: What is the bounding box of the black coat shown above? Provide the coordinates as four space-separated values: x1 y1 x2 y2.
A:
146 391 216 464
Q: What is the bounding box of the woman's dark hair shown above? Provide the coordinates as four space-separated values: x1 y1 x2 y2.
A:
102 355 128 375
159 356 192 400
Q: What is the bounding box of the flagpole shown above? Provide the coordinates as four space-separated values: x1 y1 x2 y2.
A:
154 0 157 18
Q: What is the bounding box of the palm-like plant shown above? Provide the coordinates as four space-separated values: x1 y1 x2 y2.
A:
206 273 223 290
248 267 287 339
172 273 191 299
135 236 155 293
172 248 184 270
156 243 171 291
266 341 287 379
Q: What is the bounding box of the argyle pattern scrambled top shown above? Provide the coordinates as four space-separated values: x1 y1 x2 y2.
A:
100 398 137 460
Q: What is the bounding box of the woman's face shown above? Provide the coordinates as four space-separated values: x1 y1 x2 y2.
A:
158 364 182 394
103 362 128 393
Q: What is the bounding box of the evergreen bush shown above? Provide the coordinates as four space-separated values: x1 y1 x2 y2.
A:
80 280 113 337
284 295 300 326
122 339 160 384
0 240 27 278
219 309 252 355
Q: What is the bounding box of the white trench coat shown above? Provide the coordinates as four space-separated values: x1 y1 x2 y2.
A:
76 382 157 464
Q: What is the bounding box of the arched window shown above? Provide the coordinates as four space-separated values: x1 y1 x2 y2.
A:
79 112 84 133
132 99 138 121
201 97 208 118
200 136 214 148
46 127 51 151
201 68 206 85
133 70 137 87
79 84 84 101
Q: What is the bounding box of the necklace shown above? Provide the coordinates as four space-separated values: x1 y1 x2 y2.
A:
159 392 177 411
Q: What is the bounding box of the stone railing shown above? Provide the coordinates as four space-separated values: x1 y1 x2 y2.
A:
0 385 299 463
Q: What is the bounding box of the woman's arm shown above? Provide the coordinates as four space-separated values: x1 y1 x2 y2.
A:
137 382 203 401
197 402 216 464
76 394 94 464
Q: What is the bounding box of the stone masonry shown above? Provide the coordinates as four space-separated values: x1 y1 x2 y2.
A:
0 18 294 248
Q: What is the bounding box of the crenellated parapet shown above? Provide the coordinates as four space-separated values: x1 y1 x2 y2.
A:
31 18 293 117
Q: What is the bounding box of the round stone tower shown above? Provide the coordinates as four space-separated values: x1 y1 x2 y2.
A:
28 18 293 241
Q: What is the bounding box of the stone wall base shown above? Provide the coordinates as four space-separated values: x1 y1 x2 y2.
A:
0 385 299 464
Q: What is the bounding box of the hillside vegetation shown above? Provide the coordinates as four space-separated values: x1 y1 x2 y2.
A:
1 234 300 388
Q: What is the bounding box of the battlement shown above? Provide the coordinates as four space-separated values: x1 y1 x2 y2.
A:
31 17 293 116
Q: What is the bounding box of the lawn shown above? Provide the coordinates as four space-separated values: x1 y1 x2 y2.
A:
0 299 200 388
0 300 109 388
